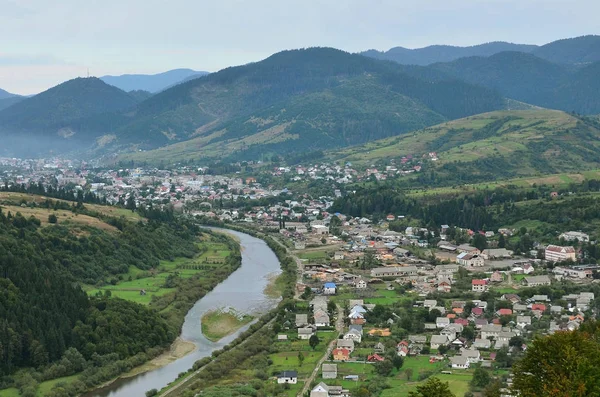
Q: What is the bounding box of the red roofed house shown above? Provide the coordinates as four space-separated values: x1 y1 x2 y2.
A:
497 308 513 316
472 307 484 316
472 279 488 292
531 304 547 313
333 348 350 361
454 318 469 326
367 354 385 362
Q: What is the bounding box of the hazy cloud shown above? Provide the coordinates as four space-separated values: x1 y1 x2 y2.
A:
1 0 598 94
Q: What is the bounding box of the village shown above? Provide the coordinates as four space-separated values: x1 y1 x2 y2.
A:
257 215 599 397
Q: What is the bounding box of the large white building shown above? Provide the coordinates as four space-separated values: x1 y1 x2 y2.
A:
559 231 590 243
545 245 576 262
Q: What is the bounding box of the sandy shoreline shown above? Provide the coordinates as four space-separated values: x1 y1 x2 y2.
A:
121 338 197 379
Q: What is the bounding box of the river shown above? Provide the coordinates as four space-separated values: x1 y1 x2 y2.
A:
84 228 282 397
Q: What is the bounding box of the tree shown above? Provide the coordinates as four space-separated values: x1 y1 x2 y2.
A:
48 214 58 224
392 355 404 370
470 368 491 389
472 234 487 251
408 377 456 397
498 233 506 248
509 335 525 349
404 368 414 380
512 322 600 396
482 380 502 397
309 334 320 350
297 351 304 366
374 359 393 376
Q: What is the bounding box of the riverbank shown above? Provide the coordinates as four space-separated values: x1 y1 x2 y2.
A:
122 338 197 378
201 309 254 342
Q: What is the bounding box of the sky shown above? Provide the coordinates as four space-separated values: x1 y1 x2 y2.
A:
1 0 598 95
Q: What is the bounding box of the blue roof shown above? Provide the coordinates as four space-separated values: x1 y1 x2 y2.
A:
324 282 337 288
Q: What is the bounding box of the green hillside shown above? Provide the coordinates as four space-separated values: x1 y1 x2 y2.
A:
330 109 600 183
111 48 503 163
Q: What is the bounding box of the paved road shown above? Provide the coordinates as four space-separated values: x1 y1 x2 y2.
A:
298 305 344 397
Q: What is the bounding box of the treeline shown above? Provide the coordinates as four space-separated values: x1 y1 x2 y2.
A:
330 180 600 231
1 182 106 205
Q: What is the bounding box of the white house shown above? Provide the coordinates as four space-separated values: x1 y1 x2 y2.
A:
278 371 298 384
450 356 470 369
436 317 451 328
323 282 337 295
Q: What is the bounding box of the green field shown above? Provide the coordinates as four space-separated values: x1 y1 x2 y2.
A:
0 389 19 397
0 374 82 397
201 309 254 342
86 239 232 304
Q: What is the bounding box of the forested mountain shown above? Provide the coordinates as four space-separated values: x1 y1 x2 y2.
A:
429 52 600 114
361 35 600 66
329 109 600 185
111 47 504 164
361 41 537 65
100 69 209 93
0 78 143 156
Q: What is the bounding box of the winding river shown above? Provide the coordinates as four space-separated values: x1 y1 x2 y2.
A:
84 228 282 397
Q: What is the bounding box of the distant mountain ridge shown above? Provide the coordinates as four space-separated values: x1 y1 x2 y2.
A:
0 88 19 100
430 51 600 114
361 35 600 65
100 69 209 93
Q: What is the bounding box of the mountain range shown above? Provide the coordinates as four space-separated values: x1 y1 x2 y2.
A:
0 35 599 162
361 35 600 65
100 69 209 93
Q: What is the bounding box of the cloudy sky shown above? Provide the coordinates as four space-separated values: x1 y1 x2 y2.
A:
1 0 598 95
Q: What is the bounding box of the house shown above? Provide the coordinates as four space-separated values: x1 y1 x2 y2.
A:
397 344 409 357
513 304 527 313
296 314 309 327
490 271 504 283
310 383 330 397
334 252 345 260
460 348 481 363
437 279 452 293
481 324 502 340
545 245 576 262
277 334 288 341
502 294 521 304
332 348 350 361
517 316 532 328
344 330 362 343
313 225 330 235
323 282 337 295
457 244 480 254
423 300 438 309
472 279 488 292
436 317 451 328
408 335 427 344
314 311 331 327
496 308 513 316
322 363 338 379
375 342 386 354
277 371 298 384
298 327 315 340
473 338 491 349
367 354 385 362
450 355 470 369
523 275 551 287
337 339 355 352
457 252 485 267
355 277 368 289
531 304 547 313
482 248 514 259
430 334 450 349
370 266 418 278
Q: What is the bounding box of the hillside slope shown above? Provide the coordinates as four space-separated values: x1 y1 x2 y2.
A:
330 109 600 183
111 47 504 163
100 69 209 93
